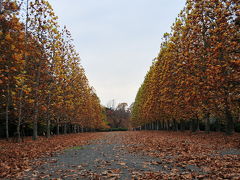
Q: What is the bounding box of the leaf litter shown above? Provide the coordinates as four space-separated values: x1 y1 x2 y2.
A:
1 131 240 179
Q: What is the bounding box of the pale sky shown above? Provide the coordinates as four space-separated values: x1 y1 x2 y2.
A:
49 0 186 106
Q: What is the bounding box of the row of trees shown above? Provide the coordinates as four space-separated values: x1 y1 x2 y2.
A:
105 102 130 129
0 0 106 142
131 0 239 134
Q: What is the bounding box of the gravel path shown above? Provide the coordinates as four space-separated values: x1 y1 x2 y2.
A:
22 132 240 179
23 132 164 179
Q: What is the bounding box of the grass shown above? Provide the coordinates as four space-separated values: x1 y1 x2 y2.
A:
66 146 84 150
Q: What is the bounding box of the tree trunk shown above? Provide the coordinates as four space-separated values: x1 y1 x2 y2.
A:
32 95 39 140
196 117 200 131
33 63 41 141
46 115 50 138
225 107 234 135
73 124 76 133
166 120 169 131
46 119 50 138
191 119 196 132
180 120 185 131
57 124 60 135
5 77 10 141
64 123 67 134
216 118 221 132
16 124 21 143
173 119 177 131
223 94 234 135
33 109 38 140
46 94 51 138
17 89 23 143
205 113 210 133
190 119 192 132
56 117 60 135
0 0 3 14
6 102 9 140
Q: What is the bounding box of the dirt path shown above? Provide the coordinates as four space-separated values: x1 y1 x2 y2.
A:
22 132 162 179
21 131 240 179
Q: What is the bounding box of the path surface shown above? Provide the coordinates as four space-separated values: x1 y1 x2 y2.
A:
22 131 240 179
23 132 162 179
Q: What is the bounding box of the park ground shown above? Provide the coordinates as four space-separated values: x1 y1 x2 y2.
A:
0 131 240 179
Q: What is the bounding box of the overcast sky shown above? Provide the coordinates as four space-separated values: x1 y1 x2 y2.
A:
48 0 186 106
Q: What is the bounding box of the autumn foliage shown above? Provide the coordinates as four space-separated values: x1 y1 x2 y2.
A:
131 0 240 134
0 0 106 141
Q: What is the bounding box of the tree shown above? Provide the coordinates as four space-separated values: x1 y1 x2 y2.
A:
131 0 239 134
0 0 24 141
0 0 104 140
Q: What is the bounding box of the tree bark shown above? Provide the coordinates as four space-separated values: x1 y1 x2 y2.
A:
56 117 60 135
180 120 185 131
17 89 23 143
73 124 76 133
191 119 196 132
32 106 38 140
166 120 169 131
32 90 39 140
33 55 42 141
205 113 210 133
5 76 10 141
46 119 50 138
5 102 9 140
46 115 50 138
46 93 51 138
173 119 177 131
216 118 221 132
64 123 67 134
225 106 234 135
0 0 3 14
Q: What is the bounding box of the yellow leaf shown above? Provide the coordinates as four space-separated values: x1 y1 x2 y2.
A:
5 33 11 41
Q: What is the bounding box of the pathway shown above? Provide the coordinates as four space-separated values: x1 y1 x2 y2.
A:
23 132 162 179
